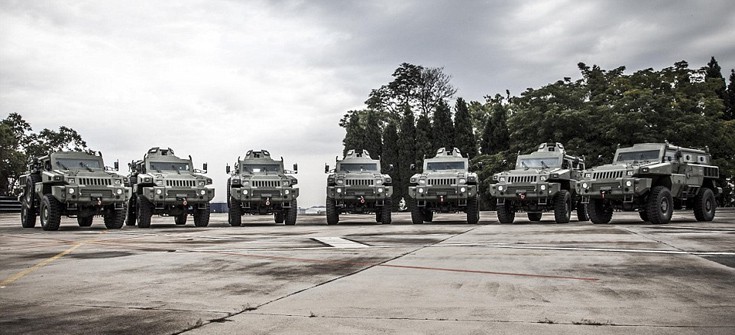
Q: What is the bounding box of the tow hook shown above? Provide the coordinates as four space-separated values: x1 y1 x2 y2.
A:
360 196 365 204
440 195 444 203
183 198 188 206
96 198 102 206
266 198 271 206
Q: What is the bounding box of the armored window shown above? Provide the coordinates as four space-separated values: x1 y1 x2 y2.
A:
339 163 378 172
56 158 103 170
517 157 560 169
242 163 281 173
150 162 190 172
426 161 465 170
616 150 661 163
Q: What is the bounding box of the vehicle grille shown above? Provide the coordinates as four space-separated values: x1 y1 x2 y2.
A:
507 176 537 183
78 178 112 186
166 179 196 187
429 178 456 186
346 179 373 186
253 180 281 188
704 167 719 178
593 171 624 180
80 189 113 197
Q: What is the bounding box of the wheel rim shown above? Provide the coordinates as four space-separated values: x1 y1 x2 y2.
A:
42 206 48 225
660 198 669 213
705 198 712 212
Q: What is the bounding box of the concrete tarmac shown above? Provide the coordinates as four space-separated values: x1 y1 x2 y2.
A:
1 209 733 334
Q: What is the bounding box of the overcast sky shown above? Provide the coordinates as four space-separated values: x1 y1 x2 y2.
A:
2 0 734 207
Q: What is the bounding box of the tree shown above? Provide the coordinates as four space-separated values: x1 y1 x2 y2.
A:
397 105 417 207
453 97 476 159
363 111 382 159
381 120 400 210
341 111 365 157
479 95 510 155
431 100 454 150
366 63 456 117
414 113 433 169
726 69 735 120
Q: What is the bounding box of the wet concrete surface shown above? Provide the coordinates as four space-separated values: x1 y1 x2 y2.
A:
0 209 734 334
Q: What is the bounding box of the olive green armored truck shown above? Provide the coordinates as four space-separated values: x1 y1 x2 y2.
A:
325 149 393 225
126 147 214 228
489 143 588 224
226 150 299 226
408 147 479 224
577 142 720 224
18 151 129 231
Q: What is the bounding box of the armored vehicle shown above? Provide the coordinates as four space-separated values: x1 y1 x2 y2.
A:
408 147 479 224
226 150 299 226
18 151 129 231
489 143 588 224
126 147 214 228
577 142 720 224
325 149 393 225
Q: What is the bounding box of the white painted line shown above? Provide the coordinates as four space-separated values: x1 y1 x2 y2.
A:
438 243 735 256
312 237 369 248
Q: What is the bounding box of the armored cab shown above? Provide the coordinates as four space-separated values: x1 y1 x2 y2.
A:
489 143 588 223
126 147 214 228
226 150 299 226
18 151 129 231
325 149 393 225
577 142 721 224
408 147 479 224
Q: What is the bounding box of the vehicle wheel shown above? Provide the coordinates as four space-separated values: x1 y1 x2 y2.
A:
646 186 673 224
423 209 433 222
527 212 542 221
226 180 231 208
326 197 339 225
77 216 94 227
229 198 242 226
673 198 684 210
275 211 285 223
576 201 589 222
20 174 40 228
125 196 137 226
375 210 382 223
194 203 210 227
693 188 716 221
638 210 649 221
588 198 613 224
496 202 515 224
466 196 479 224
380 198 392 224
285 200 297 226
136 195 153 228
553 189 571 223
411 202 424 224
40 194 62 231
174 213 187 225
104 206 125 229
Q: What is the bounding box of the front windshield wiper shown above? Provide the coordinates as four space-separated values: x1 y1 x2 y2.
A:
522 161 529 170
172 165 181 174
56 161 69 170
79 162 93 172
541 161 549 169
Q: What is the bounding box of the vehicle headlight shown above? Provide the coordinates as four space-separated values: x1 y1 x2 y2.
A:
418 188 424 193
540 185 546 191
499 177 506 182
68 188 75 194
232 178 241 185
283 180 289 186
378 187 384 193
156 189 162 195
155 180 164 186
459 178 466 184
243 189 249 195
460 187 466 193
540 176 547 181
585 173 592 178
582 182 589 189
116 189 123 195
497 185 504 191
337 179 344 185
200 190 206 195
376 180 383 185
68 178 75 184
198 181 205 187
143 177 152 183
336 188 342 193
243 180 250 186
419 179 426 185
625 180 633 187
114 179 122 186
627 171 633 176
284 189 290 195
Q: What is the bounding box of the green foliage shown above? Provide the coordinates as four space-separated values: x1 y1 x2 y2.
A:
381 120 400 210
341 111 365 157
479 95 510 155
414 113 433 169
726 69 735 120
472 152 516 209
453 97 476 159
431 100 454 150
396 106 417 205
363 111 382 159
365 63 456 117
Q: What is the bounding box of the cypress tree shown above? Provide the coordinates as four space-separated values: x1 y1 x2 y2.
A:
342 112 365 156
453 97 476 159
381 120 400 210
726 69 735 120
397 105 416 207
431 100 454 150
363 110 382 159
480 102 509 155
414 113 433 169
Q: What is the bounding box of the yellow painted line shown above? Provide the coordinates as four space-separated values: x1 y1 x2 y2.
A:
0 243 83 287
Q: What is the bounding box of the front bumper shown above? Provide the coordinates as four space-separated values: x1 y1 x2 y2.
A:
489 182 561 201
230 187 299 203
408 184 477 203
50 185 129 205
577 178 652 203
327 185 393 201
140 186 215 204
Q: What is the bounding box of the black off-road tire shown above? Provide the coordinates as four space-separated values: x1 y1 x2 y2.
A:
423 210 433 222
638 210 649 222
275 211 285 223
285 200 297 226
411 202 424 224
78 216 94 227
104 207 125 229
125 196 137 226
576 201 589 222
693 188 716 222
136 195 153 228
326 197 339 225
496 202 516 224
588 198 613 224
20 174 40 228
527 213 542 221
40 194 62 231
553 190 572 223
174 213 187 225
380 199 392 224
375 211 382 223
646 186 673 224
466 196 479 224
228 198 242 226
194 203 210 227
21 205 36 228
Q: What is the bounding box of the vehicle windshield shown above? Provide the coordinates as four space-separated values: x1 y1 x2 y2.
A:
339 163 378 172
426 161 465 170
517 157 560 169
242 164 282 173
55 158 103 170
150 161 191 172
616 150 661 163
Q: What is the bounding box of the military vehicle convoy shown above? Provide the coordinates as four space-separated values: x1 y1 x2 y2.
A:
489 143 588 224
325 149 393 225
18 151 129 231
577 142 720 224
408 147 479 224
226 150 299 226
126 147 214 228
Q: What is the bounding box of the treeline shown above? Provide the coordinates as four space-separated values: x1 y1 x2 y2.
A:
341 58 735 208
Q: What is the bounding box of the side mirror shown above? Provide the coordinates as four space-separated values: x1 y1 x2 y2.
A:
293 163 298 173
410 163 416 171
226 164 230 174
114 160 119 171
387 164 394 172
203 163 208 172
324 164 330 174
